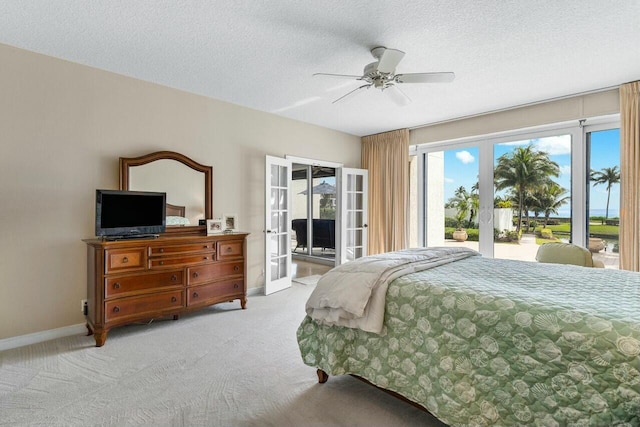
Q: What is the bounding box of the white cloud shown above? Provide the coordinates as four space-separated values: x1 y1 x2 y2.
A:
502 139 530 146
501 136 571 155
534 136 571 155
444 177 454 183
559 165 571 175
456 150 475 164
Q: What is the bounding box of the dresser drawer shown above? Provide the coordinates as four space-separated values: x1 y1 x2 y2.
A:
188 261 244 285
105 270 184 298
187 279 244 307
217 240 243 260
104 290 184 322
105 247 146 273
149 252 215 269
149 242 216 256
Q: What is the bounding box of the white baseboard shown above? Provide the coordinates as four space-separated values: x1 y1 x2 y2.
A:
247 286 264 296
2 288 267 352
0 323 87 352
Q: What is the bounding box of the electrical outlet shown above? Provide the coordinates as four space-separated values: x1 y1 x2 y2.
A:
81 299 87 314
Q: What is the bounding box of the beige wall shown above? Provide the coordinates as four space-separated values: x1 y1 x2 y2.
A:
0 43 360 340
410 89 619 145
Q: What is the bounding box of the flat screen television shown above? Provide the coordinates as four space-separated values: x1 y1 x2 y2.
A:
95 189 166 238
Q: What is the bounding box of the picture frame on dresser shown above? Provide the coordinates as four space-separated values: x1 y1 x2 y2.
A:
206 218 224 235
223 214 238 231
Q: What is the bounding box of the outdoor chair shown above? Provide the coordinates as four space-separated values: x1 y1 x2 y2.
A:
535 242 604 268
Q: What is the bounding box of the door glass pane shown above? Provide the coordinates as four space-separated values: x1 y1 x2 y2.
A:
347 211 363 228
347 174 363 192
278 189 287 210
270 257 287 281
424 148 479 251
279 211 287 232
588 129 620 269
270 234 279 257
347 193 363 210
494 135 571 262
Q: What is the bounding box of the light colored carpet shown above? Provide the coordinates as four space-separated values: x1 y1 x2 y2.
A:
0 283 445 427
291 274 323 285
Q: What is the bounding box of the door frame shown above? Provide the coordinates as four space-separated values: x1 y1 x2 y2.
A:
286 155 343 267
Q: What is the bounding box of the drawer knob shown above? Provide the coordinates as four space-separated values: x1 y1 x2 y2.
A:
234 266 240 272
171 296 177 302
171 274 177 281
226 247 232 252
203 245 209 249
203 256 208 260
113 306 120 313
193 292 199 298
159 261 164 266
159 248 164 253
193 272 199 278
113 282 121 289
122 257 129 263
233 283 239 289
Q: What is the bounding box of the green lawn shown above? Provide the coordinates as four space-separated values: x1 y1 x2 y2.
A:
545 223 619 238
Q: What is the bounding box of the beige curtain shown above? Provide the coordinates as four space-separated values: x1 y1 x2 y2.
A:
361 129 409 254
620 81 640 271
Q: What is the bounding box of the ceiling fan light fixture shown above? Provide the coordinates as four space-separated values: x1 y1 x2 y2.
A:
314 46 454 106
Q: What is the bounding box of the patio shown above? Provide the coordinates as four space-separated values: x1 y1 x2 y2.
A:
446 234 619 269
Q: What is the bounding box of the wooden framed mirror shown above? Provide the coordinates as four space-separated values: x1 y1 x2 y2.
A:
119 151 212 234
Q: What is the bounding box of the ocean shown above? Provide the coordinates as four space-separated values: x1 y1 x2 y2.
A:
551 208 619 218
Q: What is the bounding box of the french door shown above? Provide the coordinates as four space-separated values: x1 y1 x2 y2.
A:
264 156 292 295
338 168 368 263
265 156 369 294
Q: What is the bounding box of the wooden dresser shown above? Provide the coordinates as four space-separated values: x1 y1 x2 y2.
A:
84 232 248 346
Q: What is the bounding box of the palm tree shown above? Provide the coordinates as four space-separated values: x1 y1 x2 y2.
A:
446 186 471 229
532 182 570 227
494 145 560 233
590 166 620 220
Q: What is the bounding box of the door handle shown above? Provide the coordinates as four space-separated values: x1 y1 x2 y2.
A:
363 224 368 228
265 230 272 233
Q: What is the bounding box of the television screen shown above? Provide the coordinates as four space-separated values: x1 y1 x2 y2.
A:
96 190 166 237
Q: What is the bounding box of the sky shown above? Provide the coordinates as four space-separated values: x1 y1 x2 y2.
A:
443 128 620 217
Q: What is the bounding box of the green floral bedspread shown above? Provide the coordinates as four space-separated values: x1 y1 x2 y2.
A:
297 256 640 426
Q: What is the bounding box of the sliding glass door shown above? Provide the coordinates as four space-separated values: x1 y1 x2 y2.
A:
586 126 620 269
417 123 620 264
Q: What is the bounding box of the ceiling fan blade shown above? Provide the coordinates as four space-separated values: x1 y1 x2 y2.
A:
394 72 455 84
313 73 363 80
385 85 411 106
333 84 371 104
376 48 405 73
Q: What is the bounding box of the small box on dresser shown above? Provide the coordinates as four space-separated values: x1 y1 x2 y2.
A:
84 232 249 347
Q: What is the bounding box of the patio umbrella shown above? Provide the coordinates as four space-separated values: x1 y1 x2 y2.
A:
299 181 336 195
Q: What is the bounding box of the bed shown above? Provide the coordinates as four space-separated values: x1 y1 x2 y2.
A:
165 203 191 226
297 247 640 426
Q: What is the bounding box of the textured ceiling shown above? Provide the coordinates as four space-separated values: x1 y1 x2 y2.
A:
1 1 639 136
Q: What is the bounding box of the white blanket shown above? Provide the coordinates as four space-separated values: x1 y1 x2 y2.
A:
305 247 480 334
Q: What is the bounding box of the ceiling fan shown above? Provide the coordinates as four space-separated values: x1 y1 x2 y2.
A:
314 46 455 106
